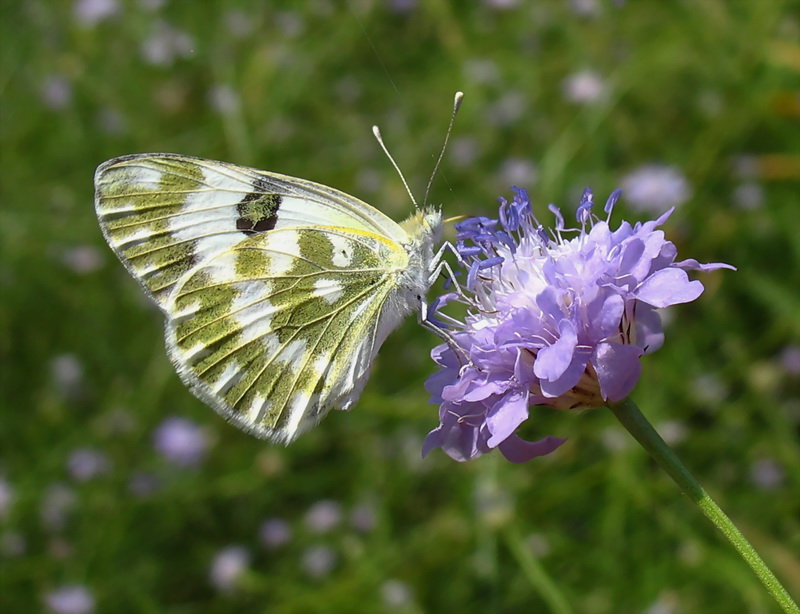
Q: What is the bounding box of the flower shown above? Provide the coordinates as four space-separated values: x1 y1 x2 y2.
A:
303 500 342 534
41 484 77 530
67 448 111 482
0 477 14 520
424 186 734 463
152 416 210 467
301 545 337 579
209 546 250 593
73 0 119 27
620 164 692 213
562 70 607 105
259 518 292 548
45 585 95 614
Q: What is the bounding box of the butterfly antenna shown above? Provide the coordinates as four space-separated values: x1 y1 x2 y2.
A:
372 125 418 207
423 91 464 206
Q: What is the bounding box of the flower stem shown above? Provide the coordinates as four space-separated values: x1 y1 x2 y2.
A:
609 398 798 613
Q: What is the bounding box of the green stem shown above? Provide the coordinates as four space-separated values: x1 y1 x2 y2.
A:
609 398 798 613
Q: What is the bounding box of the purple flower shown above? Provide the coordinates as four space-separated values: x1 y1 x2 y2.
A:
67 448 111 482
152 416 210 467
259 518 292 548
301 545 337 579
41 484 77 530
303 500 342 534
425 187 734 463
0 477 14 520
620 164 692 213
45 585 95 614
73 0 119 27
209 546 250 593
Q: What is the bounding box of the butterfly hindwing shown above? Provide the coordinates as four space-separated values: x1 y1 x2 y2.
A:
164 225 410 442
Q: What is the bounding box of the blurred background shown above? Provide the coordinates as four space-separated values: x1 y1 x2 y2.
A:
1 1 798 612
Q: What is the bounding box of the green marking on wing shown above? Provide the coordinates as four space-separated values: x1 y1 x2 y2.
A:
166 226 408 441
95 156 205 304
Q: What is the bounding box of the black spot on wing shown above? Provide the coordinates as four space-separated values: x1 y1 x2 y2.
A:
236 177 282 236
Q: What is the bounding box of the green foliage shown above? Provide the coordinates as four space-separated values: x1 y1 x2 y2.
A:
1 1 798 612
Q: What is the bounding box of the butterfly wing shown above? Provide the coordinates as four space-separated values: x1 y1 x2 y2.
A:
94 153 408 309
164 224 415 442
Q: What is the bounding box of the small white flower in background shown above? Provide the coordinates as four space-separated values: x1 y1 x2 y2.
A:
732 182 764 210
356 168 382 194
569 0 600 16
601 427 631 452
45 585 95 614
302 545 337 579
208 85 240 115
0 531 26 557
304 500 342 534
128 472 160 498
487 91 526 126
61 246 104 274
49 537 73 559
484 0 520 9
499 157 537 187
562 70 607 105
73 0 119 27
645 593 680 614
152 417 211 467
526 533 551 557
381 579 413 607
95 108 126 136
224 11 253 38
621 164 692 213
67 449 111 482
656 421 688 446
690 373 728 406
275 12 305 38
350 504 377 533
137 0 164 11
41 484 77 530
51 354 84 399
463 58 500 85
388 0 417 12
731 154 759 179
259 518 292 548
750 458 784 491
0 477 14 520
41 75 72 110
140 21 194 67
450 136 480 168
779 345 800 376
209 546 250 593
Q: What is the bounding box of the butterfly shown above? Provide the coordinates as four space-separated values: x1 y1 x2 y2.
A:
94 151 452 443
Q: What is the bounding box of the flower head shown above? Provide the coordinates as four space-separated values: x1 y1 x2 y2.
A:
45 585 95 614
425 187 734 463
152 416 210 467
209 546 250 593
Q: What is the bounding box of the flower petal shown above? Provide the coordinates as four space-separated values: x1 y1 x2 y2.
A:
594 342 643 401
534 319 578 381
498 435 566 463
486 392 529 446
635 267 704 307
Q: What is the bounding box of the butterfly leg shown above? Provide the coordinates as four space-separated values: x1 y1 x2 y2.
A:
419 241 471 363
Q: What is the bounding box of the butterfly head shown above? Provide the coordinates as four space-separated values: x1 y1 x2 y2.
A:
400 205 443 247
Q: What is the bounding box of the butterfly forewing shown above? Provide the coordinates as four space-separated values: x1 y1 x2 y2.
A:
94 154 406 308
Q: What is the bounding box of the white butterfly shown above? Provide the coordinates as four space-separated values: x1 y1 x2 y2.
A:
93 95 462 443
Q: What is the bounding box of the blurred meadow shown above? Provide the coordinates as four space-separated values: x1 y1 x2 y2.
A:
2 0 799 612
